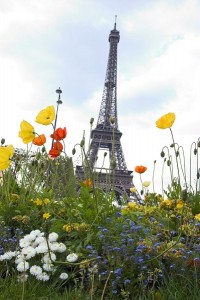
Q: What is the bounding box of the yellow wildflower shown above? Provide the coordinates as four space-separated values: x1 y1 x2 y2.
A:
195 213 200 221
34 198 43 206
128 202 138 209
35 105 55 125
0 145 14 170
19 120 35 144
156 112 176 129
43 212 51 219
44 198 50 205
164 199 173 207
176 199 184 209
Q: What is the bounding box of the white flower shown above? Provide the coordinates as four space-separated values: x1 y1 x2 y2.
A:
36 272 50 281
17 261 29 272
19 238 31 248
21 246 36 259
59 272 69 280
30 230 43 238
0 251 16 261
66 253 78 263
35 242 48 254
32 236 45 247
48 232 58 242
15 254 25 264
43 263 55 272
30 265 43 276
50 242 66 253
42 252 56 263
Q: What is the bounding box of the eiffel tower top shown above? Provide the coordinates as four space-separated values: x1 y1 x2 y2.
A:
96 17 120 129
109 15 120 43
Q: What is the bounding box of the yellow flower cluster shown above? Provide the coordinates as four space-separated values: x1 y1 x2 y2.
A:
63 223 89 232
12 215 30 224
31 198 51 206
159 199 184 210
122 201 144 215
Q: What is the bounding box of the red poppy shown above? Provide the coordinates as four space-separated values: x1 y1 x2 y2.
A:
33 134 46 146
50 127 67 141
49 148 60 158
135 165 147 174
52 141 63 151
83 178 93 187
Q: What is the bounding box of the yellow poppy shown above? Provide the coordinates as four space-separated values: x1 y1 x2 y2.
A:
156 112 176 129
0 145 14 170
19 120 35 144
35 105 55 125
142 181 151 188
130 187 137 193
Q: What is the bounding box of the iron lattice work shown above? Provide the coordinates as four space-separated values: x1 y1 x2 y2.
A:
76 21 140 202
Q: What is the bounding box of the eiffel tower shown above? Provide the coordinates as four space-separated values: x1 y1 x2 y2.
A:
76 18 140 202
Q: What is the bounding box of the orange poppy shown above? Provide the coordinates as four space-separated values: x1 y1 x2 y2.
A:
135 165 147 174
83 178 93 187
33 134 46 146
52 141 63 151
50 127 67 141
49 148 61 158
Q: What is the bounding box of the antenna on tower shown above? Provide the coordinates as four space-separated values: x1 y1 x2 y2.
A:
114 15 117 29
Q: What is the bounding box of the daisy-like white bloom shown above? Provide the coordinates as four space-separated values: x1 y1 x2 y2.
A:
30 229 42 237
42 252 56 263
0 251 16 261
30 265 43 276
50 242 66 253
17 261 29 272
19 238 31 248
35 242 48 254
32 236 45 247
21 246 36 259
59 272 69 280
15 254 25 264
66 253 78 263
48 232 58 242
43 263 55 272
36 272 50 281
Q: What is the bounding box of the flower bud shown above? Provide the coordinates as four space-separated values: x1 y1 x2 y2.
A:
90 118 94 125
72 148 76 155
176 151 179 157
42 146 46 153
80 139 85 148
111 159 116 169
1 138 5 145
198 141 200 148
194 148 197 155
104 152 107 157
161 151 165 158
167 160 171 166
109 116 115 124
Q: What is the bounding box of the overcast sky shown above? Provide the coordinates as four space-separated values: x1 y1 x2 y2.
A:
1 0 200 195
